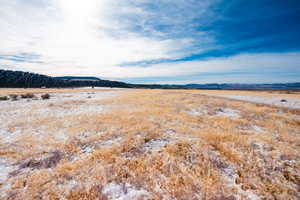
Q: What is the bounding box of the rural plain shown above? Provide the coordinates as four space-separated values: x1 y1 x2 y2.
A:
0 88 300 200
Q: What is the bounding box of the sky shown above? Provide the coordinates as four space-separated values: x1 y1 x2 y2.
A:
0 0 300 84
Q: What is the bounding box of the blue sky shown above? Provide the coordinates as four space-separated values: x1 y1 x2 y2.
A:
0 0 300 84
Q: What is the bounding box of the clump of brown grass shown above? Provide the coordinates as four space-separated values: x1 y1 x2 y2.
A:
41 93 50 100
21 93 35 99
0 96 8 101
9 94 18 101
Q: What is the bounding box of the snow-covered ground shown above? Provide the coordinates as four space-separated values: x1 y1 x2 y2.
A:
200 93 300 109
102 182 150 200
0 90 120 144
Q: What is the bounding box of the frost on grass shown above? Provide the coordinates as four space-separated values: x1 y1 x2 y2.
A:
0 89 299 199
189 108 208 116
0 90 115 145
216 108 240 118
209 151 260 200
102 182 150 200
142 138 170 153
0 159 16 185
238 124 265 135
188 107 240 118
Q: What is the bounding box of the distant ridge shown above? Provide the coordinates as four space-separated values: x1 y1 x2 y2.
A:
184 83 300 90
55 76 101 81
1 69 299 90
0 69 131 88
0 69 183 89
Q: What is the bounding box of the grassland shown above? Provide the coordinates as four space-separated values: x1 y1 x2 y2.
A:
0 88 299 200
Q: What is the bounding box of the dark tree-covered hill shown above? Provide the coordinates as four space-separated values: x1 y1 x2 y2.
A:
0 69 132 88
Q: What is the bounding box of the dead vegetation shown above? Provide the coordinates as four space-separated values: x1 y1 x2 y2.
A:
9 94 18 101
41 93 50 100
0 89 300 199
20 93 35 99
0 96 8 101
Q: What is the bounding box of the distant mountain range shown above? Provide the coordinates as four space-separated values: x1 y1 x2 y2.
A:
183 83 300 90
1 69 299 90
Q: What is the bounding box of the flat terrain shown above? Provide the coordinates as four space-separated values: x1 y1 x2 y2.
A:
196 90 300 109
0 88 299 200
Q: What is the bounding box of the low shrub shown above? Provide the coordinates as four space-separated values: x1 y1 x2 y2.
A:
41 93 50 100
21 93 35 99
9 94 18 101
0 96 9 101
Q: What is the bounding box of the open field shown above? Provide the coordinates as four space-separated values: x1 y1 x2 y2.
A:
196 90 300 110
0 88 300 200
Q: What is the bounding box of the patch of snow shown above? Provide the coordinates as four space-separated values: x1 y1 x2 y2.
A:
80 145 95 155
78 131 105 140
251 125 264 133
203 94 300 109
71 144 96 162
0 90 119 145
100 137 123 147
40 104 106 117
164 129 176 136
102 182 150 200
143 139 170 153
224 174 260 200
239 125 265 135
189 108 208 116
208 150 260 199
216 108 240 118
57 179 78 191
0 129 22 144
0 159 16 185
52 130 70 142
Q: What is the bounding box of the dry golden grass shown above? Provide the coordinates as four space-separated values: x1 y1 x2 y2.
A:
0 88 300 199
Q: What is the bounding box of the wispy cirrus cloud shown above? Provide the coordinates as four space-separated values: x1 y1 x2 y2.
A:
0 0 299 83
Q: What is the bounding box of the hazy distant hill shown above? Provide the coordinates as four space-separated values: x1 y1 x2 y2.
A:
55 76 102 81
184 83 300 90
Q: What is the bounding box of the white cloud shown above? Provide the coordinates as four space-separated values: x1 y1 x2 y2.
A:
105 52 300 78
1 51 299 82
0 0 194 75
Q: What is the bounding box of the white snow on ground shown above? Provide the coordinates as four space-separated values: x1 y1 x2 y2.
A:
202 93 300 109
102 182 150 200
225 174 260 200
0 129 22 144
238 125 265 135
189 108 208 116
209 151 260 200
100 137 123 147
251 125 264 133
188 107 240 118
0 90 119 145
216 108 240 118
0 159 16 184
143 138 170 153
